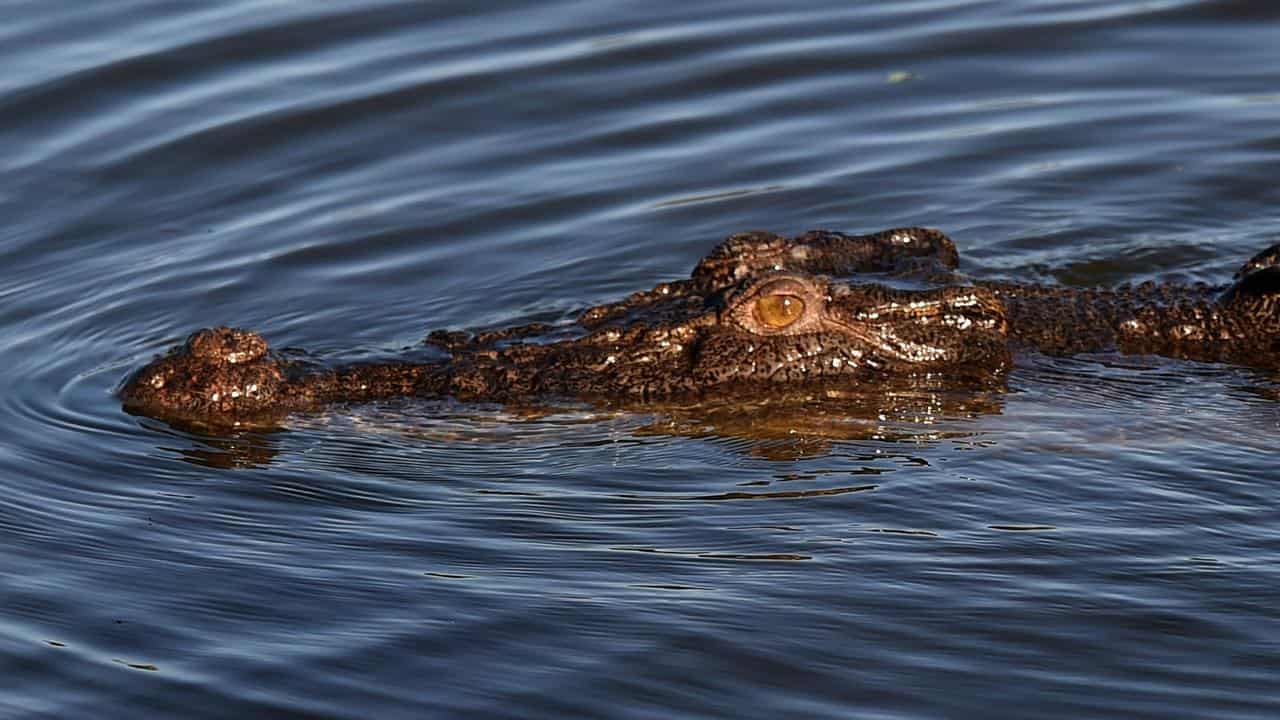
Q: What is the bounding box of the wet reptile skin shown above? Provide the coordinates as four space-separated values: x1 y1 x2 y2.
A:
120 227 1280 428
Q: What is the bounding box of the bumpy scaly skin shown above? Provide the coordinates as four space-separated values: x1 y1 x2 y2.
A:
982 243 1280 366
120 227 1280 428
988 280 1280 365
121 327 448 426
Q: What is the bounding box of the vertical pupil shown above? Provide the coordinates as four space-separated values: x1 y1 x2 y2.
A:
756 293 804 327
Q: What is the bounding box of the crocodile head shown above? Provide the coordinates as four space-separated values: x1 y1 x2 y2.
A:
120 228 1010 428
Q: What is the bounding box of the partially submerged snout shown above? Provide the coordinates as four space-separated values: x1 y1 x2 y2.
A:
120 327 290 426
122 326 454 428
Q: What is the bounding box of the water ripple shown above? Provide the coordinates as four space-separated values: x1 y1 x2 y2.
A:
4 1 1280 718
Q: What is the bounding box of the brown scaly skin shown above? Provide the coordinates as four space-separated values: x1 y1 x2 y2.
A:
985 240 1280 365
120 227 1280 429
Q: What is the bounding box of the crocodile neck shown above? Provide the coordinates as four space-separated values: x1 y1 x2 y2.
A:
982 280 1276 367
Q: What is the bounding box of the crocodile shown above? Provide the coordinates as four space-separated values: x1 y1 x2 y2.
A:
120 227 1280 429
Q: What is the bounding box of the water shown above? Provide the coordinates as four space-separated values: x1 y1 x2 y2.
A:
3 1 1280 717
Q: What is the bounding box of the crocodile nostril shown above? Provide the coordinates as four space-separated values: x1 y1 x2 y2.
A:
185 327 269 364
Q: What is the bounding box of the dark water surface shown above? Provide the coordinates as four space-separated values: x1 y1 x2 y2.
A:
3 1 1280 717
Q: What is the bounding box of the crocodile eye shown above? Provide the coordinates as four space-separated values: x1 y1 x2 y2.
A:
728 273 826 335
754 293 805 329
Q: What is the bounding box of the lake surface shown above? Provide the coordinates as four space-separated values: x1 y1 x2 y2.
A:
3 1 1280 717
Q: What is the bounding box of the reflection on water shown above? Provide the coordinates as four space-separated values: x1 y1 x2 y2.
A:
171 430 283 470
162 382 1005 469
4 1 1280 718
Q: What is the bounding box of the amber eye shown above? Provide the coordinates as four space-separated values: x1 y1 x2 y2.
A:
753 293 805 329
